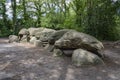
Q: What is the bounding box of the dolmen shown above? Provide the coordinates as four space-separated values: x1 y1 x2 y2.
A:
9 27 105 67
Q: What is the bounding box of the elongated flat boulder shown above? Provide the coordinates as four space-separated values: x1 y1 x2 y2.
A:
55 30 104 57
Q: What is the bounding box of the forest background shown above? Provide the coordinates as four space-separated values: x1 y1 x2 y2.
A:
0 0 120 41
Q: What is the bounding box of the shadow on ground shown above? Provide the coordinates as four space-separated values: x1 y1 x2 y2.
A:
0 38 120 80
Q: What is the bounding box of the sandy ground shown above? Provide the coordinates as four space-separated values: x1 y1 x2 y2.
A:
0 38 120 80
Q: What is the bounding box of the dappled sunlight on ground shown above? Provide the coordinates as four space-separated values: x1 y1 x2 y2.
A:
0 38 120 80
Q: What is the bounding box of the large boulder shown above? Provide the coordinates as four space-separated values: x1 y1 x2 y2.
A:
55 30 104 57
48 29 71 45
28 27 45 36
18 28 29 35
18 28 29 42
34 40 43 47
9 35 19 43
29 37 37 44
72 49 104 67
20 35 30 43
35 28 56 42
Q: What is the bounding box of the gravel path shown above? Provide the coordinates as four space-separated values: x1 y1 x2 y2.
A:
0 38 120 80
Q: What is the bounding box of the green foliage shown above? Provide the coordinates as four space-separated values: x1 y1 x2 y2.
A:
83 0 120 40
0 0 120 41
0 27 12 37
115 15 120 39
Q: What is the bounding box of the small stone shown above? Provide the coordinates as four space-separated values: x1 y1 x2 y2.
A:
53 49 63 57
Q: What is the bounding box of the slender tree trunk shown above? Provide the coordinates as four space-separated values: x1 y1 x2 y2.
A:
37 12 41 27
23 0 27 22
34 2 42 27
11 0 17 34
1 2 7 28
37 4 41 27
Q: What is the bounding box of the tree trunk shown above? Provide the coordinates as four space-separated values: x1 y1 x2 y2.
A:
11 0 17 35
1 2 7 28
23 0 27 22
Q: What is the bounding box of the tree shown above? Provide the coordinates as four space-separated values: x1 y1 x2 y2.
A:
0 0 7 28
32 0 44 27
0 0 119 40
0 0 10 36
84 0 120 40
11 0 17 34
70 0 86 27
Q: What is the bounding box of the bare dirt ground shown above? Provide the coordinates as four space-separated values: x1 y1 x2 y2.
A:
0 38 120 80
